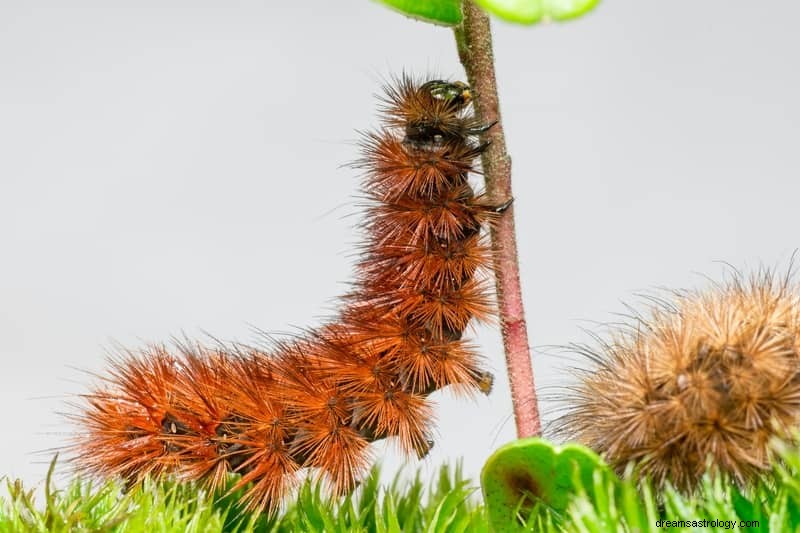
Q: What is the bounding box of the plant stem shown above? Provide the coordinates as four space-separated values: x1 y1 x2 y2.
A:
454 1 541 438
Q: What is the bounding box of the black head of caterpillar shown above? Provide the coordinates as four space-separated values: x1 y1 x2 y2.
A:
380 76 492 146
406 80 472 141
423 80 471 105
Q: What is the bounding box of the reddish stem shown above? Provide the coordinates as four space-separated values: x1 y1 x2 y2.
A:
454 1 541 438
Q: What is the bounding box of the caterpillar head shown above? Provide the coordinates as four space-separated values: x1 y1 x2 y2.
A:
405 80 473 144
421 80 471 108
380 76 480 146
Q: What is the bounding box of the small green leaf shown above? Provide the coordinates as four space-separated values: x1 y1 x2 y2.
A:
473 0 600 24
481 438 610 532
372 0 463 26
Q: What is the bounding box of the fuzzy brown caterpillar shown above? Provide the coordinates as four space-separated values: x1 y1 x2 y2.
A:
70 76 501 512
558 268 800 493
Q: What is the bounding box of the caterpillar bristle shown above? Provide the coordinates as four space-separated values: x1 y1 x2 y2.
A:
557 267 800 493
221 354 298 513
168 348 236 492
70 74 498 510
71 347 180 483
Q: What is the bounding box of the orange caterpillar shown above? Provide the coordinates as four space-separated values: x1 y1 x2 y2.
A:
71 76 503 512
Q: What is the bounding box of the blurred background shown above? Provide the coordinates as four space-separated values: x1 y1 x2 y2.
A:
1 0 798 490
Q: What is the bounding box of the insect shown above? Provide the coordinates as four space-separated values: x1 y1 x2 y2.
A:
558 268 800 493
70 75 502 513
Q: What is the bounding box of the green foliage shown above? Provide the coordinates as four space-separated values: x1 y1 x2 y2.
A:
472 0 599 24
0 457 226 533
372 0 463 26
0 460 485 533
482 437 800 532
557 467 796 533
8 443 800 531
372 0 599 26
481 438 611 532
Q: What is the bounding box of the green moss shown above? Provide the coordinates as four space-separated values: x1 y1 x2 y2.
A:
4 442 800 532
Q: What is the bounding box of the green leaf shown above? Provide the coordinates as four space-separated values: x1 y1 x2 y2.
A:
473 0 600 24
480 437 609 532
372 0 463 26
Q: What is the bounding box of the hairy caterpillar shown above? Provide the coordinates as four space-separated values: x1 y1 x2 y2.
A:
70 76 505 512
557 268 800 493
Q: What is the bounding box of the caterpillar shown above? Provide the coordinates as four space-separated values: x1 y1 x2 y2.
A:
557 267 800 493
70 75 505 513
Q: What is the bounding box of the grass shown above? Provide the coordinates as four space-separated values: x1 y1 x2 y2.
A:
0 459 486 533
519 439 800 532
5 443 800 532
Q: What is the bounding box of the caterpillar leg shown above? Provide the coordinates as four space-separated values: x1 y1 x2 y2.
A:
491 197 514 213
466 120 498 135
